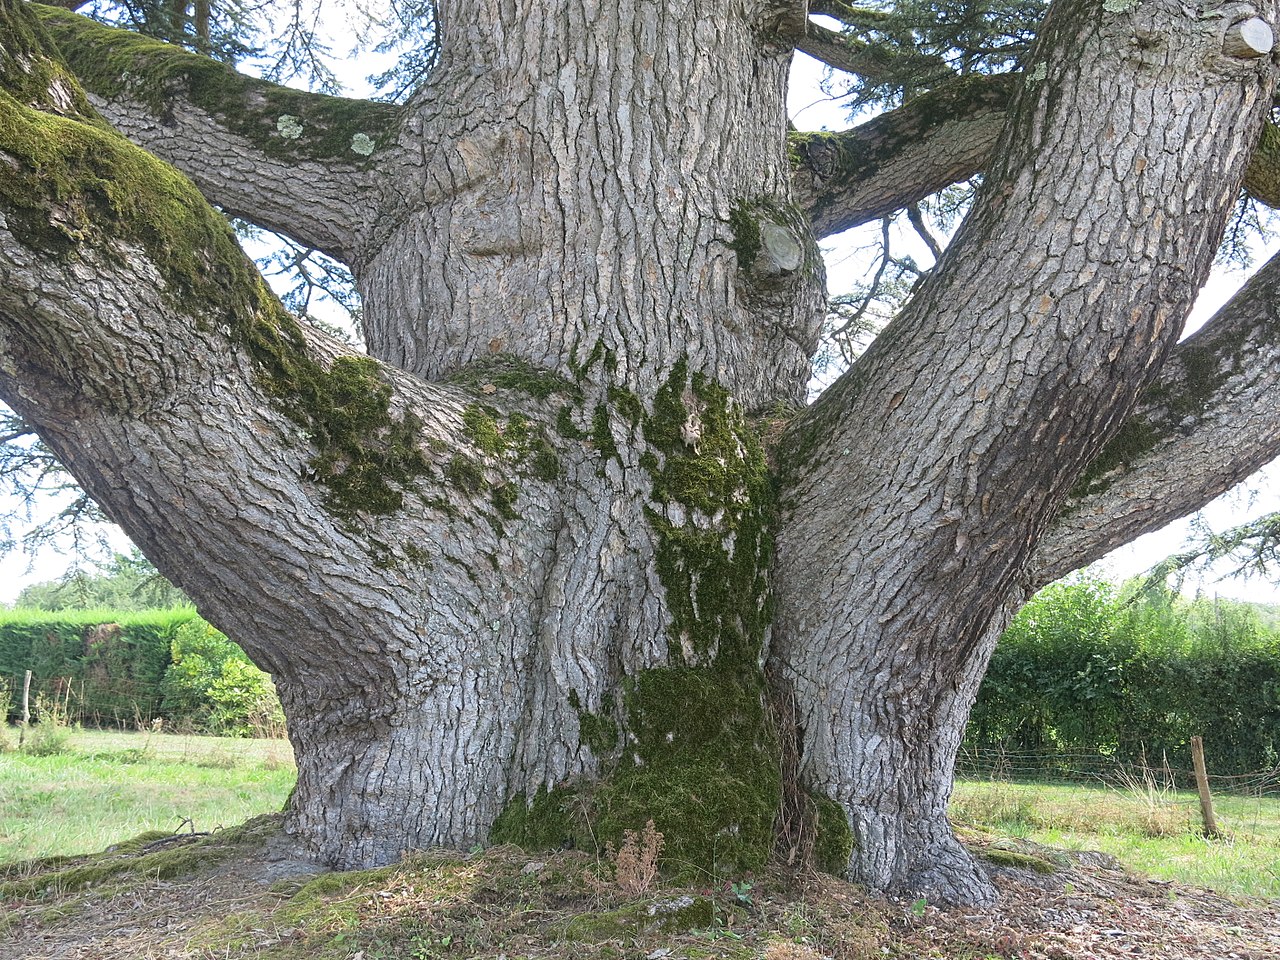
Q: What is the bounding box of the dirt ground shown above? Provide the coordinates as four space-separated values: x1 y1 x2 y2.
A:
2 818 1277 960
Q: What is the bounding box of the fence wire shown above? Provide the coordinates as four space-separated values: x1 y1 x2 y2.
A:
956 747 1280 798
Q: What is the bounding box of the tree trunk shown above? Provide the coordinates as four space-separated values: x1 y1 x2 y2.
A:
773 0 1276 903
2 0 1277 906
2 0 825 874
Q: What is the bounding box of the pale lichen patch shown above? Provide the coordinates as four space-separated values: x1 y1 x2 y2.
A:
276 115 303 139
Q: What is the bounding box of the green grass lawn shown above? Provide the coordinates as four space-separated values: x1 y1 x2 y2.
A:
953 778 1280 898
0 726 295 863
4 726 1279 901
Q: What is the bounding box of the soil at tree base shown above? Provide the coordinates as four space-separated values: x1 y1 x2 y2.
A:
0 816 1276 959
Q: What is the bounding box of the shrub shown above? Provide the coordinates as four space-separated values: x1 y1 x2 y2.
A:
161 620 284 737
0 607 195 725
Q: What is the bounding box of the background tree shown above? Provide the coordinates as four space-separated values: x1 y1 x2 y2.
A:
13 550 188 610
3 0 1280 907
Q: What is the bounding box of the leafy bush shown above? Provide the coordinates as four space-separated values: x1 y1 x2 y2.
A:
161 620 284 737
967 578 1280 776
0 609 283 737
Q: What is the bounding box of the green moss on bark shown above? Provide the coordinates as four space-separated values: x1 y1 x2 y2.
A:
490 787 579 850
597 667 781 878
0 70 427 520
811 796 855 875
495 362 783 879
460 405 558 479
728 203 763 269
1069 415 1160 498
34 5 401 164
447 356 582 401
568 689 620 756
0 1 96 117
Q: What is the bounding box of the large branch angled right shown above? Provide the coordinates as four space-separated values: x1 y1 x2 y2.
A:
32 4 404 263
1032 250 1280 586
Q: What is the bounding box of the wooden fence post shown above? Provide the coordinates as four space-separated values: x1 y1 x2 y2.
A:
19 669 31 749
1190 736 1220 838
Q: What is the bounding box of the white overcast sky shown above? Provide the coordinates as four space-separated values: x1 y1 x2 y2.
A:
1 29 1277 605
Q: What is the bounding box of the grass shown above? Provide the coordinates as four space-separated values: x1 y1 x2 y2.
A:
3 728 1279 902
0 726 294 863
952 777 1280 898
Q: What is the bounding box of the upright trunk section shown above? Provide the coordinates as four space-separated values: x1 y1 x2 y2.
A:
773 0 1277 903
0 0 826 873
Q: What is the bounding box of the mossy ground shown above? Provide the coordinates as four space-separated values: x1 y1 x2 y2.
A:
5 815 1277 960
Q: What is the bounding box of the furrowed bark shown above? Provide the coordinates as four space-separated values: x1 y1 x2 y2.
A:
1032 249 1280 585
357 0 826 405
2 0 823 879
791 74 1013 239
33 4 401 262
774 0 1276 904
792 71 1280 239
0 0 580 867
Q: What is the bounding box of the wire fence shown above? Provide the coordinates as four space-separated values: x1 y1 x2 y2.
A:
956 746 1280 799
7 671 1280 801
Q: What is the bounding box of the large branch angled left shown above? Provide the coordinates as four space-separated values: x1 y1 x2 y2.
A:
0 0 559 688
791 72 1280 239
31 3 404 263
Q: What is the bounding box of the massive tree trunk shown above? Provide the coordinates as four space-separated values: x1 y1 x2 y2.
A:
2 0 1277 905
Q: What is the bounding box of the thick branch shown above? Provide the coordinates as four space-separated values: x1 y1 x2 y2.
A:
774 0 1276 900
795 20 955 84
791 73 1014 239
0 2 559 701
808 1 892 28
1031 250 1280 586
32 4 404 263
792 69 1280 239
796 20 895 77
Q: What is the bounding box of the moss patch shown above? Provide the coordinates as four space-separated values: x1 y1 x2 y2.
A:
1069 415 1160 498
490 786 580 851
0 0 97 117
446 356 582 402
811 796 855 876
563 895 716 941
983 846 1059 875
34 5 401 164
0 29 429 521
0 815 282 900
495 362 783 880
728 203 762 269
569 689 620 757
643 361 775 661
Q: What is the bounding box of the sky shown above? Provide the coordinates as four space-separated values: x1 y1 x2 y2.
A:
1 27 1278 606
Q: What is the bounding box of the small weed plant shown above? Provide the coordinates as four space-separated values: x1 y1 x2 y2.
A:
24 693 72 757
604 819 664 895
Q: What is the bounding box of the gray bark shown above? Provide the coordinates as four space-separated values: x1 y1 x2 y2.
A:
1033 247 1280 586
773 0 1277 903
6 0 1280 908
35 5 400 263
2 0 822 875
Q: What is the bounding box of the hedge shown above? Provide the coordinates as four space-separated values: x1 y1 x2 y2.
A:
0 607 197 726
966 579 1280 776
